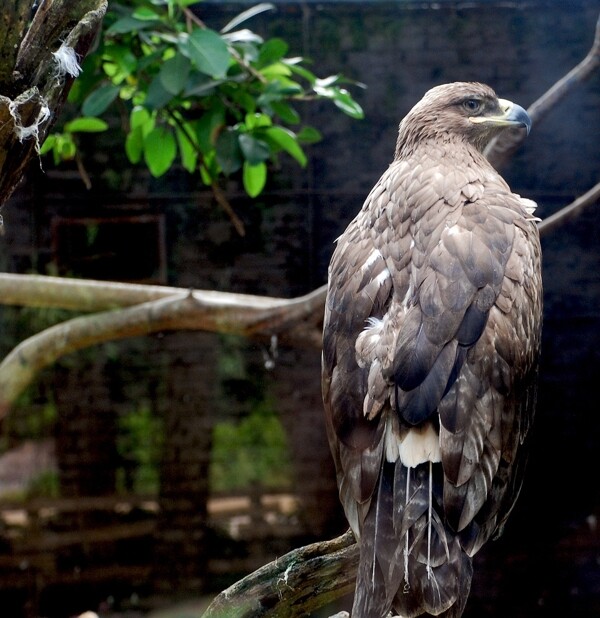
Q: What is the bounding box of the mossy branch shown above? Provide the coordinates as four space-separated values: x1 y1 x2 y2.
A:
0 0 107 207
202 531 358 618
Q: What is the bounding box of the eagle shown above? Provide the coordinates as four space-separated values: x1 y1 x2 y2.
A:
322 82 542 617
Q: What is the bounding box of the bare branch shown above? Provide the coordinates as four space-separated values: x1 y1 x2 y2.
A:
0 273 326 320
485 12 600 168
538 181 600 237
0 274 326 414
202 531 358 618
211 181 246 237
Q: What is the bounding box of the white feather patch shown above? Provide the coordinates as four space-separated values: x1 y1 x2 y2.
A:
515 194 538 215
361 249 383 271
53 44 82 78
399 423 441 468
384 417 401 462
375 268 391 286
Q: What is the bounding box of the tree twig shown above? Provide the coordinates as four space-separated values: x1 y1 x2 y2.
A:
485 11 600 168
211 181 247 236
538 181 600 237
163 107 247 236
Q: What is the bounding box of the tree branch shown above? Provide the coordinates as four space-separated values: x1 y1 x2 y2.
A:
0 274 326 415
202 530 358 618
0 273 326 322
485 12 600 168
0 0 30 90
538 181 600 237
0 0 107 207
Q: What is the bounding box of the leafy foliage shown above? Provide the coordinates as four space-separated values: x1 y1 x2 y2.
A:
42 0 364 201
210 398 292 492
117 403 164 494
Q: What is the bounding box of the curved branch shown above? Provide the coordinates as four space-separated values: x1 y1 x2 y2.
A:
0 272 323 312
0 278 326 415
202 531 358 618
485 12 600 168
538 181 600 237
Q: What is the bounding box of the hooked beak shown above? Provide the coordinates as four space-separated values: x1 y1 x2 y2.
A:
470 98 532 134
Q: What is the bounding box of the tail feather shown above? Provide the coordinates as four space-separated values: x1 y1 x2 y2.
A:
352 462 395 617
353 459 473 617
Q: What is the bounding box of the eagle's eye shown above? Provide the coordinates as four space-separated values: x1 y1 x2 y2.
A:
462 98 481 113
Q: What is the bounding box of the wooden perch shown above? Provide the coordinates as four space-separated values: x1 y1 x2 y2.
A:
202 530 358 618
485 12 600 168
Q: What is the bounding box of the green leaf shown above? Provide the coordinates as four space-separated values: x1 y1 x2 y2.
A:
159 54 191 95
81 84 120 116
314 85 364 119
58 134 76 160
132 7 161 20
64 117 109 133
234 40 261 65
176 125 198 173
221 30 263 46
243 161 267 197
263 126 306 166
332 89 364 119
107 16 154 35
200 165 215 186
239 134 270 165
197 105 225 153
102 45 137 83
184 71 222 97
287 63 317 84
270 101 300 124
257 38 289 66
315 75 343 88
273 81 303 96
179 29 231 78
39 135 56 156
130 106 154 132
296 126 322 144
260 63 292 79
125 127 144 164
143 126 177 177
230 89 256 114
145 75 174 109
215 128 243 175
245 113 272 130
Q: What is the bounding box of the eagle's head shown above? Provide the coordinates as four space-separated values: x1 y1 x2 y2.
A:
395 82 531 157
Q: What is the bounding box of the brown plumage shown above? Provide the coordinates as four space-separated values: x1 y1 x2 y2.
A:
322 82 542 617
